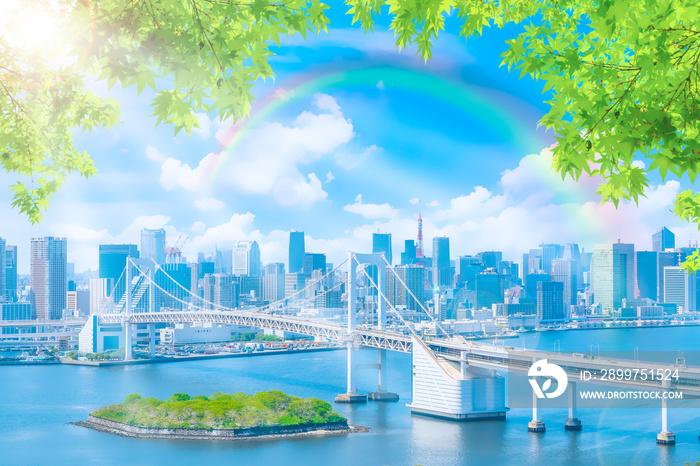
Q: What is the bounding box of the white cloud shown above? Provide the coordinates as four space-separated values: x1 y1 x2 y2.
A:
190 221 207 233
194 197 226 211
273 173 328 206
409 198 420 204
193 112 212 139
325 171 335 183
427 200 440 207
145 146 165 162
344 194 399 219
160 152 219 192
433 187 507 221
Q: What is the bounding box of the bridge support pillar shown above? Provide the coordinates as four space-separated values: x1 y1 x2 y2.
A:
368 349 399 402
528 391 546 433
124 322 133 361
335 342 367 403
565 381 582 431
657 382 675 445
149 323 156 358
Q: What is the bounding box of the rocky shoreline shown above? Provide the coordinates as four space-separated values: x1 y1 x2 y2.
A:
72 415 369 441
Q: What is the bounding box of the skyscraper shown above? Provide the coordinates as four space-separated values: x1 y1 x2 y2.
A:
99 244 139 303
233 241 261 277
288 231 305 274
432 236 451 288
552 258 577 307
372 232 393 265
203 274 239 310
653 227 675 252
635 251 658 300
141 228 165 264
401 240 417 265
476 271 503 310
5 245 17 302
263 263 286 302
664 266 696 312
30 237 67 320
591 242 635 312
388 265 425 311
657 251 678 302
537 281 565 321
303 253 326 277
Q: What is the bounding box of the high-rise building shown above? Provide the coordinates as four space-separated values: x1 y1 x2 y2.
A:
591 242 635 312
455 255 483 290
214 248 233 274
657 251 678 302
30 237 67 320
664 266 696 312
475 271 503 310
387 265 425 311
479 251 502 270
141 228 165 264
233 241 261 277
263 263 286 302
285 273 307 299
432 237 451 288
562 243 582 291
99 244 139 303
5 245 17 302
288 231 305 274
89 278 113 314
372 233 393 265
303 253 326 277
552 258 577 307
653 227 675 252
635 251 658 300
401 240 417 265
525 272 551 300
203 274 239 310
156 263 191 310
537 281 565 321
0 238 5 302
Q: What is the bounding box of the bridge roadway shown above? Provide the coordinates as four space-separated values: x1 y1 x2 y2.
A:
96 310 700 395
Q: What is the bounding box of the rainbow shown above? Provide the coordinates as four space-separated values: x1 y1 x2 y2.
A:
204 64 550 187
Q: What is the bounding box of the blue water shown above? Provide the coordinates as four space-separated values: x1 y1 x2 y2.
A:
2 326 700 465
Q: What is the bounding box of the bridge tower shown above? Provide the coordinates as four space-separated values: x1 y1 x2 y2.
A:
335 252 399 403
123 257 158 361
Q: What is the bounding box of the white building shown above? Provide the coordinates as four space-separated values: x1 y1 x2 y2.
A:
159 322 232 344
664 266 696 312
89 278 113 314
233 241 261 277
67 290 90 317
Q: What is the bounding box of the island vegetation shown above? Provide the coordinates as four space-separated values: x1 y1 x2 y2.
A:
91 391 346 430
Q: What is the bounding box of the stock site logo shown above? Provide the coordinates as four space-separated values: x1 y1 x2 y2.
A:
528 359 568 399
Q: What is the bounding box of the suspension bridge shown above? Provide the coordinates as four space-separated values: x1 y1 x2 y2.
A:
78 252 700 445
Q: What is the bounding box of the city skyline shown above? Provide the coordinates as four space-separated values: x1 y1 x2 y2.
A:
0 11 697 276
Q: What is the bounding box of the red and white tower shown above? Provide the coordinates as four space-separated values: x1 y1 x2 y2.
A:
416 199 424 259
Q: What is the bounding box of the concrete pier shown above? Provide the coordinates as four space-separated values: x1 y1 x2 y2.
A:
565 382 582 431
657 380 675 445
528 391 546 433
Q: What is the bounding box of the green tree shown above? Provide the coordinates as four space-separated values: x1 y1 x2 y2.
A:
4 0 700 271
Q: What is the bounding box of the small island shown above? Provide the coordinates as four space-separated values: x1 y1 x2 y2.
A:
75 390 368 440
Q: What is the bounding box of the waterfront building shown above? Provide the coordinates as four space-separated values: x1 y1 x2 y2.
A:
591 242 635 312
657 251 678 302
537 281 565 321
141 228 165 264
99 244 139 303
288 231 305 274
653 226 675 252
401 240 417 265
635 251 658 300
664 266 696 312
233 240 261 277
263 263 286 302
432 236 452 288
475 271 503 310
372 232 393 265
5 245 17 302
89 278 113 314
30 237 67 320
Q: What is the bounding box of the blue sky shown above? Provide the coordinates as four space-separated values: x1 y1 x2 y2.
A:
0 5 694 273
